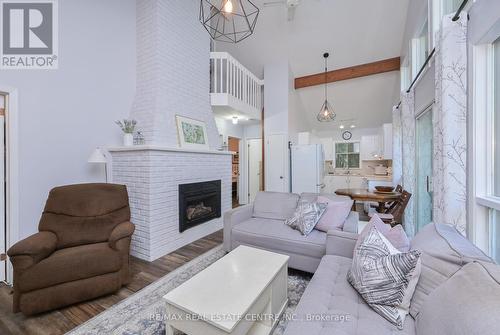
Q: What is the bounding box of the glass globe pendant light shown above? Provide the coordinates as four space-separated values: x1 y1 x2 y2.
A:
317 52 336 122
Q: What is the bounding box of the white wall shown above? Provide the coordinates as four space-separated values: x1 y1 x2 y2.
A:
288 66 309 144
0 0 136 239
215 116 244 147
264 61 289 136
313 127 379 143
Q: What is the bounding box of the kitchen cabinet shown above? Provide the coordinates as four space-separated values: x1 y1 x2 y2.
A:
361 123 393 161
379 123 393 160
320 138 334 161
360 135 380 161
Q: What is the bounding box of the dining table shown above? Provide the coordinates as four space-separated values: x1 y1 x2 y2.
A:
335 188 402 212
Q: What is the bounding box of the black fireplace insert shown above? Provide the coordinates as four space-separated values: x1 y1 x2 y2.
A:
178 180 221 232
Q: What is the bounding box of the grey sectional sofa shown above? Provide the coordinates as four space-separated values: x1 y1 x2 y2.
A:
223 191 358 273
283 223 498 335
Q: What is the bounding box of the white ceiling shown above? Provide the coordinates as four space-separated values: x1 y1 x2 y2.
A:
215 0 409 131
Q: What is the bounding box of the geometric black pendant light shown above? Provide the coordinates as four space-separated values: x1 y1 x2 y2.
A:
317 52 336 122
199 0 259 43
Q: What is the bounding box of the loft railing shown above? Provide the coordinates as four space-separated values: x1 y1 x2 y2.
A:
210 52 263 113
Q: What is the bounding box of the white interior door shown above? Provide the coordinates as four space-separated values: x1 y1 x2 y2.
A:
248 139 262 202
266 134 287 192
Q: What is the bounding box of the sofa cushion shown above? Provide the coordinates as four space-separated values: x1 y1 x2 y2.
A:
409 223 493 318
253 192 300 220
416 261 500 335
19 242 121 292
283 255 416 335
315 196 353 232
356 214 410 252
232 218 326 258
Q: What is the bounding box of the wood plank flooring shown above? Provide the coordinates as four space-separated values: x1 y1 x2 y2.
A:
0 230 223 335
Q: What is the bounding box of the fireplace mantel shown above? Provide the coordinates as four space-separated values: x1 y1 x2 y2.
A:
107 145 234 156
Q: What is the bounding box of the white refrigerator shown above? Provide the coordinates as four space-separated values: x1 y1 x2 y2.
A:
291 144 325 194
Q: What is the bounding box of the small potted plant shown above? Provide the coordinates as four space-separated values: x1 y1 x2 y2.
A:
116 119 137 146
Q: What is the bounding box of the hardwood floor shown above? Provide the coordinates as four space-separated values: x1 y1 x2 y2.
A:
0 230 223 335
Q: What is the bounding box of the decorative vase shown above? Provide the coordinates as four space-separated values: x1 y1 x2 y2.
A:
123 133 133 146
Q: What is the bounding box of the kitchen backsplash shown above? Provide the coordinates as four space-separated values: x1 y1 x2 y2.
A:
325 159 393 176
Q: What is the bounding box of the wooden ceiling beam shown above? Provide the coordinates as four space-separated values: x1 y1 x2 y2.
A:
294 57 401 89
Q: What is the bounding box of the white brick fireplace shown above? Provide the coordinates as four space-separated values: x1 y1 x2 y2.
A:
108 0 232 261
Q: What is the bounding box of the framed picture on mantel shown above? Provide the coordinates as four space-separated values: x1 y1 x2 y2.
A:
176 115 209 150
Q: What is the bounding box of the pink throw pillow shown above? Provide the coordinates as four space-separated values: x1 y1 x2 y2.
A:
314 196 353 232
356 214 410 252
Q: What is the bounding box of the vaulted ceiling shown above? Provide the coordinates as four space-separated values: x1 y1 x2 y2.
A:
215 0 410 131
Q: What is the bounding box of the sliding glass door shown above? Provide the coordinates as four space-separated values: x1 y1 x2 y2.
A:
416 108 433 232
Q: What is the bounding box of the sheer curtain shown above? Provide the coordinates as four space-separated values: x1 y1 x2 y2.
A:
432 13 468 234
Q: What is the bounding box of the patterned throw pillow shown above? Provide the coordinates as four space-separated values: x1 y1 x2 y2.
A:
347 225 421 329
285 201 327 236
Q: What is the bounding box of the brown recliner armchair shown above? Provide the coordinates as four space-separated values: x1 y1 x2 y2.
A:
7 183 135 315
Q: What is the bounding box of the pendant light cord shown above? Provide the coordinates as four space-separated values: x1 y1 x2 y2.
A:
324 53 328 102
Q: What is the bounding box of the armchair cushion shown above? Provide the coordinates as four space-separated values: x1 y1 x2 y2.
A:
18 242 121 292
109 221 135 250
8 231 57 265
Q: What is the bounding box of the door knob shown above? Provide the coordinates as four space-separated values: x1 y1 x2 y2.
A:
280 176 284 179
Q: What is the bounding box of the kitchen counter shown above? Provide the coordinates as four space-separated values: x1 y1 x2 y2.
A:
325 173 392 181
323 174 393 194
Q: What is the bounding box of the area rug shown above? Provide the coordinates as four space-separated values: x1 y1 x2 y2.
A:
68 246 311 335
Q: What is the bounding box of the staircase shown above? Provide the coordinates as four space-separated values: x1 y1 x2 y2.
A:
210 52 264 121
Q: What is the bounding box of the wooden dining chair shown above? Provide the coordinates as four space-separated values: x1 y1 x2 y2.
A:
383 184 403 212
369 190 412 226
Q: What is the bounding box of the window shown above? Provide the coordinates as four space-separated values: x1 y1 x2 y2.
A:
431 0 462 48
490 209 500 262
494 38 500 197
441 0 461 15
473 37 500 262
400 57 410 90
491 38 500 261
412 19 429 78
334 142 360 169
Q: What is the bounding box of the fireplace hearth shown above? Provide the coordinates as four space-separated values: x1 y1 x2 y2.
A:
179 180 221 232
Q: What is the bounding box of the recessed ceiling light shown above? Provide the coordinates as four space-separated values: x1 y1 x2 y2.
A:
350 125 356 128
339 125 345 129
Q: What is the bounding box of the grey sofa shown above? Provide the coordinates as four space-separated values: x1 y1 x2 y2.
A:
283 223 499 335
223 191 359 273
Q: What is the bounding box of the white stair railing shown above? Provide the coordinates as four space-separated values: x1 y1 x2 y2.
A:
210 52 263 113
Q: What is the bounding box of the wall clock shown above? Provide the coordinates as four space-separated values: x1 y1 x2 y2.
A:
342 131 352 141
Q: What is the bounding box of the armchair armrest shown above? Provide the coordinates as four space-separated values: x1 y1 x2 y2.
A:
7 231 57 270
109 221 135 250
343 211 359 234
326 230 359 259
223 204 253 252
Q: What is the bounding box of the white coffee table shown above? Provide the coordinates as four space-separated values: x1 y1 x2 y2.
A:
163 246 289 335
